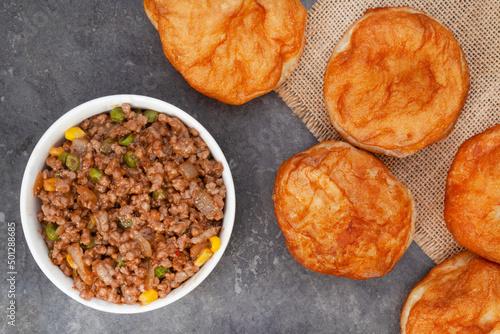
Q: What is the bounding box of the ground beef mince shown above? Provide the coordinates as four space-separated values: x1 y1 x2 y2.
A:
33 103 226 305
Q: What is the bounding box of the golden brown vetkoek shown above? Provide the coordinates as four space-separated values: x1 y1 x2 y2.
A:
324 7 470 157
272 140 415 279
401 251 500 333
445 124 500 264
145 0 307 105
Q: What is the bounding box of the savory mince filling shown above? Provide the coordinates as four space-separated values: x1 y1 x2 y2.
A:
33 103 226 305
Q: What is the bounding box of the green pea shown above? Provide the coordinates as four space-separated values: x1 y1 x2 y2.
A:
118 215 133 229
65 154 80 172
143 109 158 123
116 256 125 267
80 237 95 250
100 138 114 155
154 266 171 279
45 222 59 241
152 188 168 200
207 153 213 160
89 168 103 183
132 108 142 114
119 134 134 146
123 150 138 168
58 151 69 163
110 107 125 123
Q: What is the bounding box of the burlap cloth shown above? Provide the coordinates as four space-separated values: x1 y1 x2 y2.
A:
275 0 500 264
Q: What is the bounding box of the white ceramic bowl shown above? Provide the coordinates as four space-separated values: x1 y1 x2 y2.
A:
20 94 236 314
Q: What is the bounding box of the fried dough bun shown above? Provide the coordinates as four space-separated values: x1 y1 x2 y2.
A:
401 251 500 333
444 124 500 264
272 140 416 279
144 0 307 105
324 7 470 158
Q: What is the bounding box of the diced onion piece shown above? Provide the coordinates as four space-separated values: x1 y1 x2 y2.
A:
194 248 213 267
209 236 221 253
139 289 158 306
67 243 94 285
194 189 218 220
189 241 210 259
76 185 98 210
71 137 88 157
149 233 165 247
132 230 152 258
33 172 44 196
65 126 86 141
179 162 198 181
55 224 65 236
144 258 154 291
66 253 78 269
93 260 114 285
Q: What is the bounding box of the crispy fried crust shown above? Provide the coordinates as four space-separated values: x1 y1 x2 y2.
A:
444 124 500 264
144 0 307 105
324 7 470 157
272 140 415 279
144 0 159 30
401 251 500 333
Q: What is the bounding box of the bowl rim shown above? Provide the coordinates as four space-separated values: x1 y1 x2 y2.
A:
19 94 236 314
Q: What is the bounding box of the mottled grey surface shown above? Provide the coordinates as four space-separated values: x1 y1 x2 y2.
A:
0 1 435 333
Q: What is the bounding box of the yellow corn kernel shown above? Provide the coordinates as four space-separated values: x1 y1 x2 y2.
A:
65 126 86 141
139 289 158 306
66 254 78 270
194 248 213 267
209 236 221 253
49 146 65 156
43 178 56 192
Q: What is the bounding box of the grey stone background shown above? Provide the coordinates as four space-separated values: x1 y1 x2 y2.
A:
0 1 434 333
